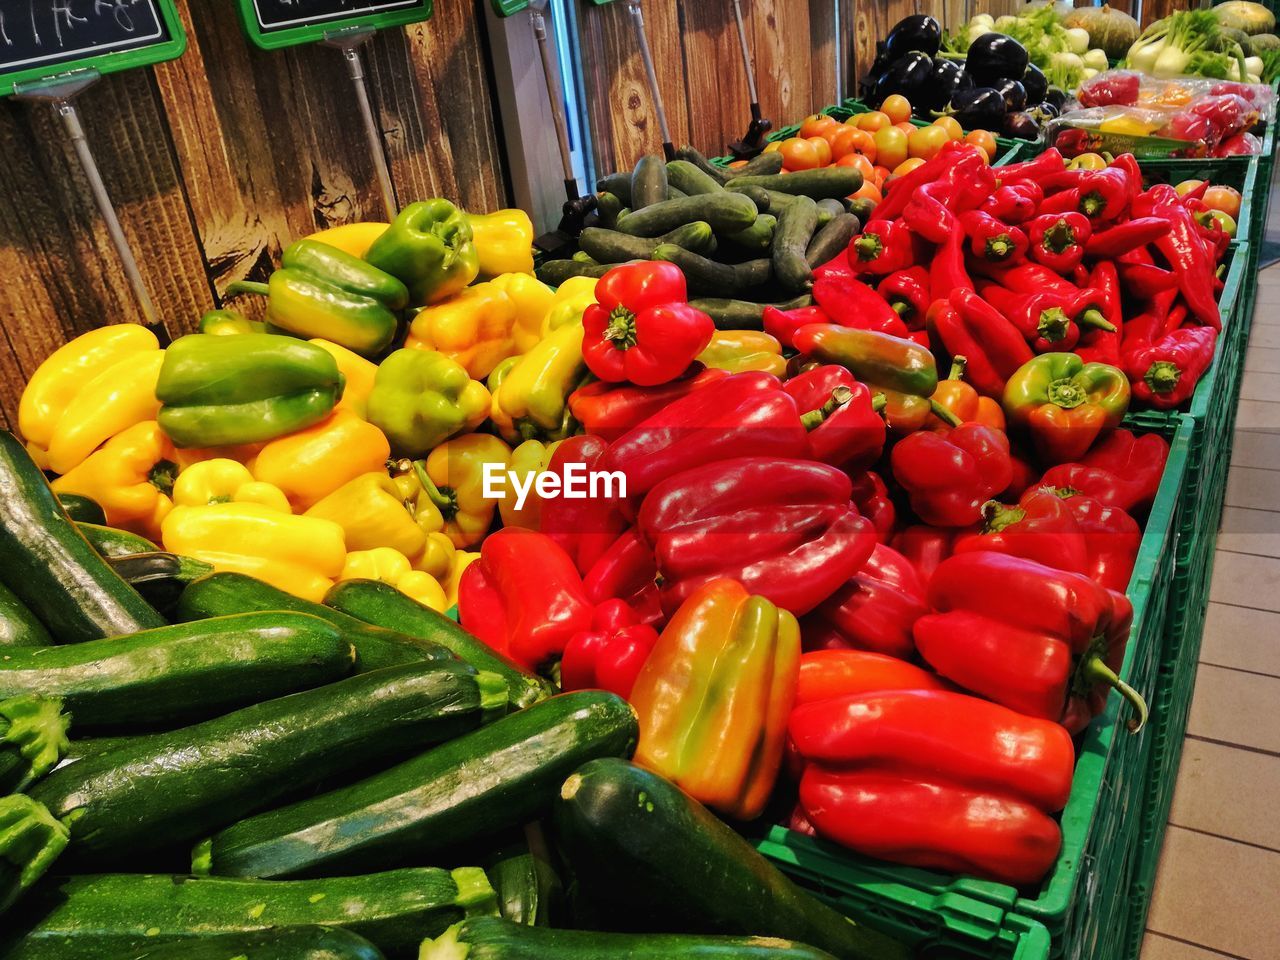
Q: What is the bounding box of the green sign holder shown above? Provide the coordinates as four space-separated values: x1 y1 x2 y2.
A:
492 0 529 15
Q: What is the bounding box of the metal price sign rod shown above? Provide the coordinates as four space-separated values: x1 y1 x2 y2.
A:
4 0 189 330
624 0 675 161
235 0 437 222
727 0 772 159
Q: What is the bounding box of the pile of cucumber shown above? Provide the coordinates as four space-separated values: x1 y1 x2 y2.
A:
537 147 866 330
0 429 907 960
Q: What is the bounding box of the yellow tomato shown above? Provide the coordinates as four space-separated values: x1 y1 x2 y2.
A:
1175 178 1206 196
1068 153 1109 170
964 130 998 162
873 126 909 170
1203 185 1242 219
908 125 950 161
932 116 964 140
880 94 913 125
855 111 892 133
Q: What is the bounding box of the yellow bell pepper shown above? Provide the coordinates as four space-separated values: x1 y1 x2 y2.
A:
489 273 556 353
306 470 441 559
310 339 378 419
45 349 166 476
249 410 391 511
170 442 265 473
697 330 787 377
489 320 588 444
340 547 448 612
467 209 535 278
162 502 347 602
1098 115 1162 137
496 439 561 530
416 531 457 581
50 421 177 540
20 324 159 465
303 222 390 259
172 459 291 513
443 548 480 609
406 282 519 380
403 434 511 548
540 282 597 340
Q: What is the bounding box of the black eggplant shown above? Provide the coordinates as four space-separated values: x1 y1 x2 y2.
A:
1003 111 1041 140
1044 87 1070 111
883 15 942 59
1028 101 1060 123
920 59 973 115
994 78 1028 113
945 87 1007 131
874 51 934 106
965 33 1029 86
1021 64 1048 105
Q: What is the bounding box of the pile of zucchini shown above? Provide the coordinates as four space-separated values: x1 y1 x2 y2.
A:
537 147 866 330
0 429 907 960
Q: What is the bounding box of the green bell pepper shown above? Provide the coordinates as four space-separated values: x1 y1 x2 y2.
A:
224 240 406 357
365 199 480 307
1002 352 1130 464
366 348 492 457
199 309 265 336
156 334 345 448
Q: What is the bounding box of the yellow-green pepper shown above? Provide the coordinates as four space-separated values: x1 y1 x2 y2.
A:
365 199 480 307
366 349 490 458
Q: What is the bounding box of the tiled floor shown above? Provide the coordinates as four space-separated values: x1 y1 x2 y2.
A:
1139 198 1280 959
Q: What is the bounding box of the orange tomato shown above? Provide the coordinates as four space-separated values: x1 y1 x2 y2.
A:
846 128 877 162
1203 185 1242 219
777 137 823 171
908 125 950 161
892 157 927 177
828 125 861 160
880 94 913 125
895 121 916 136
851 181 883 205
932 116 964 140
837 153 876 182
855 111 891 132
872 165 892 185
964 129 998 161
806 136 833 167
873 127 909 171
800 113 838 139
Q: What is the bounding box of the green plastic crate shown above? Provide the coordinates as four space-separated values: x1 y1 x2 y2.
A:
830 99 1038 162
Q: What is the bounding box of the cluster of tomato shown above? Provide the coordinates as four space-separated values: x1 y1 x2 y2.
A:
758 95 1002 206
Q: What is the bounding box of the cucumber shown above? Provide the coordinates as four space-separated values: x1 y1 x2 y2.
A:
665 160 725 196
570 251 598 265
772 195 819 292
595 174 632 206
630 155 668 209
29 661 508 865
535 260 615 285
578 222 716 264
616 193 757 238
650 245 771 297
0 695 70 793
815 198 846 221
194 691 637 880
847 197 875 223
727 168 862 200
109 927 387 960
422 917 841 960
324 580 552 710
0 795 68 915
178 572 455 673
553 759 908 960
673 146 731 185
806 213 861 269
1 867 497 960
0 432 165 643
689 294 814 331
55 494 106 525
724 214 777 253
0 581 51 648
730 184 773 212
0 612 356 729
595 192 623 229
724 150 785 179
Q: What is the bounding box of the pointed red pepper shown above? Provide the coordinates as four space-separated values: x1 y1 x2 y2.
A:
890 422 1014 527
813 273 911 338
1075 262 1123 366
783 365 886 472
581 526 663 626
1039 429 1169 517
960 210 1029 264
993 147 1065 183
1126 327 1218 409
560 598 660 698
539 434 629 575
794 648 951 705
980 184 1040 224
974 261 1080 296
902 150 992 244
568 365 728 442
800 543 928 659
980 285 1115 355
877 268 931 329
1075 166 1132 222
764 304 832 349
931 290 1034 398
929 228 973 302
848 219 916 275
1084 217 1168 259
1028 213 1092 273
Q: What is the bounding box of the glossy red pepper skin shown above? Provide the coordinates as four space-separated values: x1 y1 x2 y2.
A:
601 371 810 498
932 291 1034 398
458 527 596 669
981 287 1080 354
637 457 875 616
877 268 931 329
568 366 727 442
1144 185 1220 329
1055 488 1141 592
902 150 992 244
539 435 629 576
874 149 959 220
891 423 1013 527
974 262 1079 297
560 598 660 698
763 305 832 349
980 184 1038 224
929 229 973 302
783 365 886 472
581 527 663 625
913 551 1146 734
953 486 1091 575
801 543 928 659
1039 429 1169 516
795 649 951 705
994 147 1065 184
890 525 960 584
1084 217 1167 259
813 273 911 338
960 210 1029 264
1075 262 1122 366
850 471 895 543
848 219 916 275
1028 213 1092 273
1121 289 1180 359
1076 166 1132 222
1126 327 1218 409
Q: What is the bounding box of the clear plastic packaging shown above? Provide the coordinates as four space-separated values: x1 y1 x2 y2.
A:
1072 70 1275 118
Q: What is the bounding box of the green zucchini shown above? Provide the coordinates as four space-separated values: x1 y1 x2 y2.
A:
724 214 777 253
178 572 454 673
553 759 908 960
727 168 862 200
650 245 771 296
0 581 51 648
2 867 497 960
0 432 165 643
0 695 69 793
55 493 106 525
422 917 841 960
30 661 508 866
103 551 212 589
724 150 785 179
665 160 725 196
772 196 819 292
631 155 668 209
616 193 757 238
535 260 615 285
594 174 632 206
324 579 552 710
110 927 387 960
0 795 68 915
673 147 731 185
594 192 623 228
0 612 356 729
806 213 860 269
577 222 716 264
194 691 637 880
485 829 560 928
689 295 814 331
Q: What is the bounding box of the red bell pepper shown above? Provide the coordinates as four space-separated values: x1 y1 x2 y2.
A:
890 525 960 584
581 261 715 386
890 423 1013 527
929 229 973 302
848 219 916 275
979 286 1115 355
1126 327 1218 409
930 290 1034 398
1039 429 1169 516
457 527 595 670
850 471 895 543
877 268 931 329
1076 166 1132 222
1077 72 1141 108
1051 486 1142 592
791 689 1074 886
913 551 1147 734
801 543 928 660
813 273 911 338
1028 213 1092 273
581 526 663 625
795 649 951 706
953 486 1091 575
763 304 831 349
1074 262 1122 367
960 210 1029 264
537 435 629 576
637 457 876 616
783 365 886 472
560 598 660 699
568 366 727 442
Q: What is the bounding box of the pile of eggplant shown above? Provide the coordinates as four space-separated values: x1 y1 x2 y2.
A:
860 15 1069 140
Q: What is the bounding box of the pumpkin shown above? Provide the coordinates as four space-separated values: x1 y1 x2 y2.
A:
1213 1 1277 37
1061 5 1140 61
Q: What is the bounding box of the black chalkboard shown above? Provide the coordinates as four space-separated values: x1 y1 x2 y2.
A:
237 0 432 49
1 0 186 97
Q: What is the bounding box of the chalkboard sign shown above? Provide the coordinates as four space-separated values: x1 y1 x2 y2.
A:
237 0 433 50
1 0 186 97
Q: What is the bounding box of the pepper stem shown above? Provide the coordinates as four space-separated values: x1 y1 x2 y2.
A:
149 460 178 497
871 392 888 413
604 306 638 350
412 460 459 520
930 398 964 427
890 300 911 316
1040 219 1078 255
1079 191 1106 218
948 356 968 382
1145 360 1182 394
1037 307 1071 343
800 385 853 431
223 280 270 298
986 234 1015 261
852 233 884 262
980 499 1025 533
1047 376 1087 409
1080 654 1149 733
1078 308 1117 333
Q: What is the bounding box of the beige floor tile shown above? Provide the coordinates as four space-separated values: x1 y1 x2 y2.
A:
1225 467 1280 512
1241 370 1280 402
1244 346 1280 374
1245 325 1280 349
1234 400 1280 433
1207 551 1280 612
1146 826 1280 958
1185 663 1280 754
1201 602 1280 676
1217 506 1280 558
1141 932 1240 960
1232 430 1280 469
1168 739 1280 850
